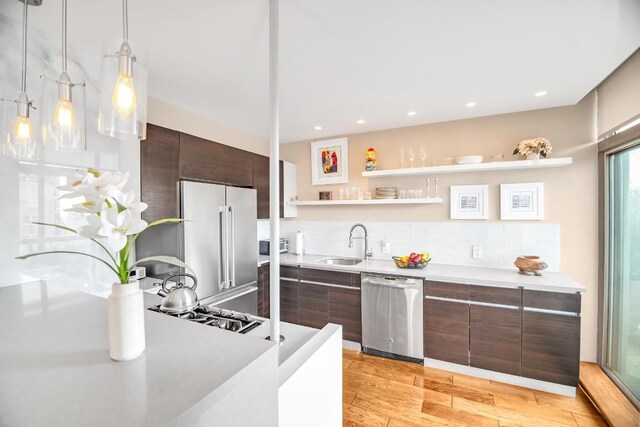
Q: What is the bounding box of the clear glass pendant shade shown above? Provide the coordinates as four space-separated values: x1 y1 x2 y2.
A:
1 98 39 160
98 37 148 140
41 73 86 152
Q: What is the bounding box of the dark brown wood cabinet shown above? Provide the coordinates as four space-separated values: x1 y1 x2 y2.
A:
424 281 469 300
140 124 180 222
299 283 329 329
328 286 362 342
521 289 581 386
423 298 470 365
179 133 253 187
280 265 299 324
274 266 362 341
522 311 581 386
299 268 361 288
257 263 270 318
252 154 284 219
469 305 522 376
280 278 299 324
423 282 582 387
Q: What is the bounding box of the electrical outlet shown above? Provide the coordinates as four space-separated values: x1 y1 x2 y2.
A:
472 245 483 259
382 241 391 254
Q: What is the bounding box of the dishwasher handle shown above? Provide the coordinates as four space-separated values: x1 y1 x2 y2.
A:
361 275 422 289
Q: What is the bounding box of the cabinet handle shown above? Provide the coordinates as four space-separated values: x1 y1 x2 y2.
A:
424 295 520 310
299 280 360 291
281 277 298 283
424 295 468 304
523 307 580 317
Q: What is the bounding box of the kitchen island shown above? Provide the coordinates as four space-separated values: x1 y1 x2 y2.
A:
0 281 342 427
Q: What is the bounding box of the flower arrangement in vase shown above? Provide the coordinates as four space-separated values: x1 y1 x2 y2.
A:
513 137 552 160
16 167 189 361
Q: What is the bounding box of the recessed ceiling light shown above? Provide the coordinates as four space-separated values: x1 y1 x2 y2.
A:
407 111 417 116
466 102 477 107
314 126 322 130
357 119 366 124
534 91 547 97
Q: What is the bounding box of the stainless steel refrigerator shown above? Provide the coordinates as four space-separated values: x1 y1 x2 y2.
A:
180 181 258 314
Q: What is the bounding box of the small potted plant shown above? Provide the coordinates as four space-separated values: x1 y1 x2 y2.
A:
513 137 552 160
17 168 188 361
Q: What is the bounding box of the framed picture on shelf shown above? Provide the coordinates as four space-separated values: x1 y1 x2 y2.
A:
450 185 489 220
500 182 544 220
310 138 349 185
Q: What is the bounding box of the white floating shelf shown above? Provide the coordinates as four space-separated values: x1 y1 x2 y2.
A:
361 157 573 177
287 198 443 206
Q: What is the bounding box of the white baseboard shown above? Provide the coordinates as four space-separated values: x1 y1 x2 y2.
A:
424 357 576 397
342 340 361 351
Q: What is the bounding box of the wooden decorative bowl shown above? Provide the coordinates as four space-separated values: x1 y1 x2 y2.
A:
514 255 548 276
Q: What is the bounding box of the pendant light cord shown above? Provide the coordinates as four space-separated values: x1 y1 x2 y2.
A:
20 0 28 93
122 0 129 42
62 0 67 72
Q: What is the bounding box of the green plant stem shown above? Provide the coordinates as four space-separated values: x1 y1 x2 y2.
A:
32 222 118 266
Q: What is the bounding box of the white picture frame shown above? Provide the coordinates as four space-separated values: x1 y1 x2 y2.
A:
450 185 489 220
500 182 544 220
310 138 349 186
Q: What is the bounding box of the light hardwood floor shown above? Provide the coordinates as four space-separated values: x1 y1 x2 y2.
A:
343 349 606 427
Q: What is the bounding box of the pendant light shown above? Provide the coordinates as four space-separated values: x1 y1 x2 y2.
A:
41 0 86 152
1 0 41 160
98 0 148 140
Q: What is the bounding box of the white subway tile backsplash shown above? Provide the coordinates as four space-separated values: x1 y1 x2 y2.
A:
264 220 561 271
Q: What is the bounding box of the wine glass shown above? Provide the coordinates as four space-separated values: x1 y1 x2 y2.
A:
408 148 416 168
420 146 428 167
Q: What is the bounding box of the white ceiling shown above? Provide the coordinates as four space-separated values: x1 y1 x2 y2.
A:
2 0 640 143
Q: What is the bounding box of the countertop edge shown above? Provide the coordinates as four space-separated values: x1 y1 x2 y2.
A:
272 256 586 293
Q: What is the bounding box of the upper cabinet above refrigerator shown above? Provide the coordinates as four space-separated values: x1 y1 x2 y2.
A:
138 124 296 223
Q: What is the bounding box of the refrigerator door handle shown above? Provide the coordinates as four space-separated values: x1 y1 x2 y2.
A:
229 206 236 288
219 207 227 291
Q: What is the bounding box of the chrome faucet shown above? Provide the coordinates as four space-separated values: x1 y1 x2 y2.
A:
348 223 373 260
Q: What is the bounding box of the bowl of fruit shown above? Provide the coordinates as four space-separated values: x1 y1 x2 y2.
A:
393 252 431 269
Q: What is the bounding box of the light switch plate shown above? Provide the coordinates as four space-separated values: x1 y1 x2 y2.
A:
382 241 391 254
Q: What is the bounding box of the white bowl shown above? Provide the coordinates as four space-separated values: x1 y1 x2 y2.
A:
455 155 483 165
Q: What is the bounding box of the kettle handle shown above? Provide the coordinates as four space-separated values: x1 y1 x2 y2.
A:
161 273 198 293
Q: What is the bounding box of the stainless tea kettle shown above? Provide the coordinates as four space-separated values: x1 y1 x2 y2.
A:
158 273 199 314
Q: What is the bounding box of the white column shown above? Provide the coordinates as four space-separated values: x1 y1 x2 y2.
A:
269 0 281 343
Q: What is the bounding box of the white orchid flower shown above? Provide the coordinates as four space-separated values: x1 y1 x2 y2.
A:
66 196 104 214
112 189 148 214
98 206 148 252
59 170 130 201
77 214 103 239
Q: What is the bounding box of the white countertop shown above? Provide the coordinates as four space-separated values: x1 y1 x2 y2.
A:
273 253 586 293
0 282 279 426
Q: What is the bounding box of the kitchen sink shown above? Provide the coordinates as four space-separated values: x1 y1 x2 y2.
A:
318 257 363 266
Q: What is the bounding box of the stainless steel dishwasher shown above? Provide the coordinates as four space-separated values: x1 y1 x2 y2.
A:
361 274 423 363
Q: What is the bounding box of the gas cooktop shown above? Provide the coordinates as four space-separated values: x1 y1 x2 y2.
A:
148 305 263 334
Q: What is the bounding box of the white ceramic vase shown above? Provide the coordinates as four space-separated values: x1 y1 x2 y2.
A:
108 280 146 361
526 152 541 161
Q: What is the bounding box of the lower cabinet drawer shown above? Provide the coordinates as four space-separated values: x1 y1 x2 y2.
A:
280 278 299 324
328 286 361 342
298 283 328 329
469 305 522 376
522 310 581 386
423 298 470 365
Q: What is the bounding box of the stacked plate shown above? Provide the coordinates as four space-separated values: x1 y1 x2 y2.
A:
375 187 398 199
